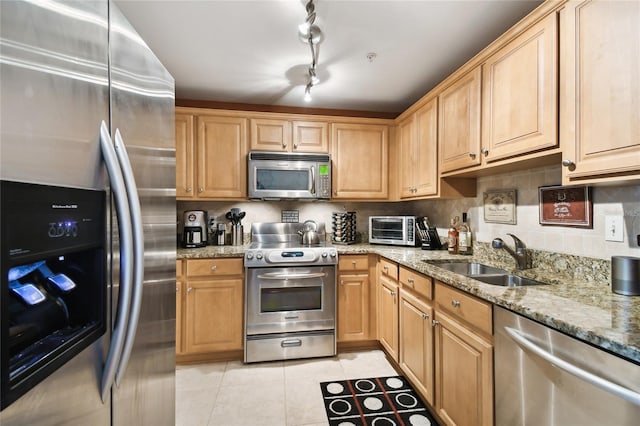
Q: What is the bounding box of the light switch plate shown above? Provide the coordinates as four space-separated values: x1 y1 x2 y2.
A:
605 215 624 242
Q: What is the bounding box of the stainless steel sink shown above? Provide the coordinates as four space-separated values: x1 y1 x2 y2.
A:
424 260 507 276
425 260 547 287
471 274 547 287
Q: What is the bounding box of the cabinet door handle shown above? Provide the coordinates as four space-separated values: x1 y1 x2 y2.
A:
451 300 461 308
198 187 203 193
210 265 217 271
352 261 357 266
407 278 414 284
186 187 192 192
282 141 287 149
293 141 298 149
187 287 193 293
340 280 344 285
432 320 439 327
468 152 477 159
562 159 576 171
176 287 179 293
422 313 429 320
481 148 489 156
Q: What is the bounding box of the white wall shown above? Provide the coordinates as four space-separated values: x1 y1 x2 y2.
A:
178 165 640 260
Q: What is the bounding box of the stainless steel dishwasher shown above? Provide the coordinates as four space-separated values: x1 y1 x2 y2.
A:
495 306 640 425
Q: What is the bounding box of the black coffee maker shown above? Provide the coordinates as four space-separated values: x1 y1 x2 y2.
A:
182 210 207 248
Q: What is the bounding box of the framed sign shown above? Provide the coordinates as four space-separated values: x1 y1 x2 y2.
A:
539 185 592 228
483 189 517 224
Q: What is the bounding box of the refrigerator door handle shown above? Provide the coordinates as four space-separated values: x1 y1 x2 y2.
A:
112 129 144 387
99 121 134 402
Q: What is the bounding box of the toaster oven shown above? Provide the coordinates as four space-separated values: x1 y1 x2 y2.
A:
368 216 417 247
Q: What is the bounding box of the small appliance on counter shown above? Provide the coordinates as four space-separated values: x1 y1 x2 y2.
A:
182 210 207 248
332 211 356 245
611 255 640 295
369 216 418 247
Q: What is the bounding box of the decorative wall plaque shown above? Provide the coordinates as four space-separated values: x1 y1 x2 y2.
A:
483 189 517 224
539 185 592 228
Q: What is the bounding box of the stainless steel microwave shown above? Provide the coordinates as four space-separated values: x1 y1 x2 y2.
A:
369 216 417 246
248 151 331 200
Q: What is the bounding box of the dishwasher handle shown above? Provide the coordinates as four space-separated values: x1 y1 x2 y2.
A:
504 326 640 406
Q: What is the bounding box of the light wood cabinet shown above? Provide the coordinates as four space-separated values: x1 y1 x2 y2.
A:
438 67 482 173
250 118 329 153
377 258 399 361
337 274 369 341
434 281 493 426
181 258 243 354
482 13 558 163
399 98 438 198
331 123 389 199
560 0 640 184
197 115 248 199
176 260 184 355
175 113 195 198
399 288 435 406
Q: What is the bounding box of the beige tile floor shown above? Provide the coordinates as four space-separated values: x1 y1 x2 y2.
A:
176 350 399 426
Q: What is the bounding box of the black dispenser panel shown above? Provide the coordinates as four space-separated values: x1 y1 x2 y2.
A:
1 181 106 409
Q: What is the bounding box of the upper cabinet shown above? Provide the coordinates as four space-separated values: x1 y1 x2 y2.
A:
250 118 329 153
399 98 439 198
560 0 640 184
438 67 482 174
331 122 389 200
481 13 558 163
175 113 195 198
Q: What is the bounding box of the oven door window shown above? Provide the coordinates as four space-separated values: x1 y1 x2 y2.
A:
261 286 321 313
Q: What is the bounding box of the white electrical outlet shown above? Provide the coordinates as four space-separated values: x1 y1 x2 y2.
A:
605 215 624 242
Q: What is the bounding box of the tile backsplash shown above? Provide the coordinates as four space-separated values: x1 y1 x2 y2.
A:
178 165 640 260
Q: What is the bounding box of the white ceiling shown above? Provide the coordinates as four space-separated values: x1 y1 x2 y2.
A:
115 0 543 114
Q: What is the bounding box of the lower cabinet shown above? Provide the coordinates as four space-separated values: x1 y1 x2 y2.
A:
177 258 244 357
399 288 434 406
433 281 493 426
377 258 400 361
337 255 372 342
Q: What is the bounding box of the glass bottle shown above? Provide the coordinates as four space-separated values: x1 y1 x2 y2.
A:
447 216 459 254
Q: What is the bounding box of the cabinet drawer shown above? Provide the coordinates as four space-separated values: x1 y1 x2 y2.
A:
339 255 369 271
176 260 183 278
186 258 243 277
399 266 432 300
435 281 492 335
379 258 399 280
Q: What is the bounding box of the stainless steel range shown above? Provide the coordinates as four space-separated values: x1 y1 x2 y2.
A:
244 222 337 363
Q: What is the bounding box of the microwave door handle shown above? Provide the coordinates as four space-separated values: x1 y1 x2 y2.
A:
98 121 133 402
310 165 316 195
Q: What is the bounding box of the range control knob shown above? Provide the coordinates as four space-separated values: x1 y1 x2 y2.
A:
329 251 337 258
321 252 328 258
256 252 263 260
246 252 254 260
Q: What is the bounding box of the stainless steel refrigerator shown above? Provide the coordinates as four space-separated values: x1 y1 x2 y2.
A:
0 1 176 424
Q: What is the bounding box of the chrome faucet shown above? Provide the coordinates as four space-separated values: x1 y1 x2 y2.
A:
491 233 532 270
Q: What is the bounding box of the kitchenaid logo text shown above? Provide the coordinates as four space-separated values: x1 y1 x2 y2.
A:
51 204 78 209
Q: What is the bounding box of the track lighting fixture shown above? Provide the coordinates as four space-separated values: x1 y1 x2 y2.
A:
299 0 322 102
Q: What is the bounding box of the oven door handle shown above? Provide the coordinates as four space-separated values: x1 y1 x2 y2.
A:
257 272 327 280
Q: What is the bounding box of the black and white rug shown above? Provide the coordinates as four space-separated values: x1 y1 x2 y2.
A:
320 376 438 426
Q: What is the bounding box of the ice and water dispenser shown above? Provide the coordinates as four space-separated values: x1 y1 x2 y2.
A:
1 181 106 409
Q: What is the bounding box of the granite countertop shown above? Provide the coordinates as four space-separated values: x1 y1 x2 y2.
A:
177 243 640 364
